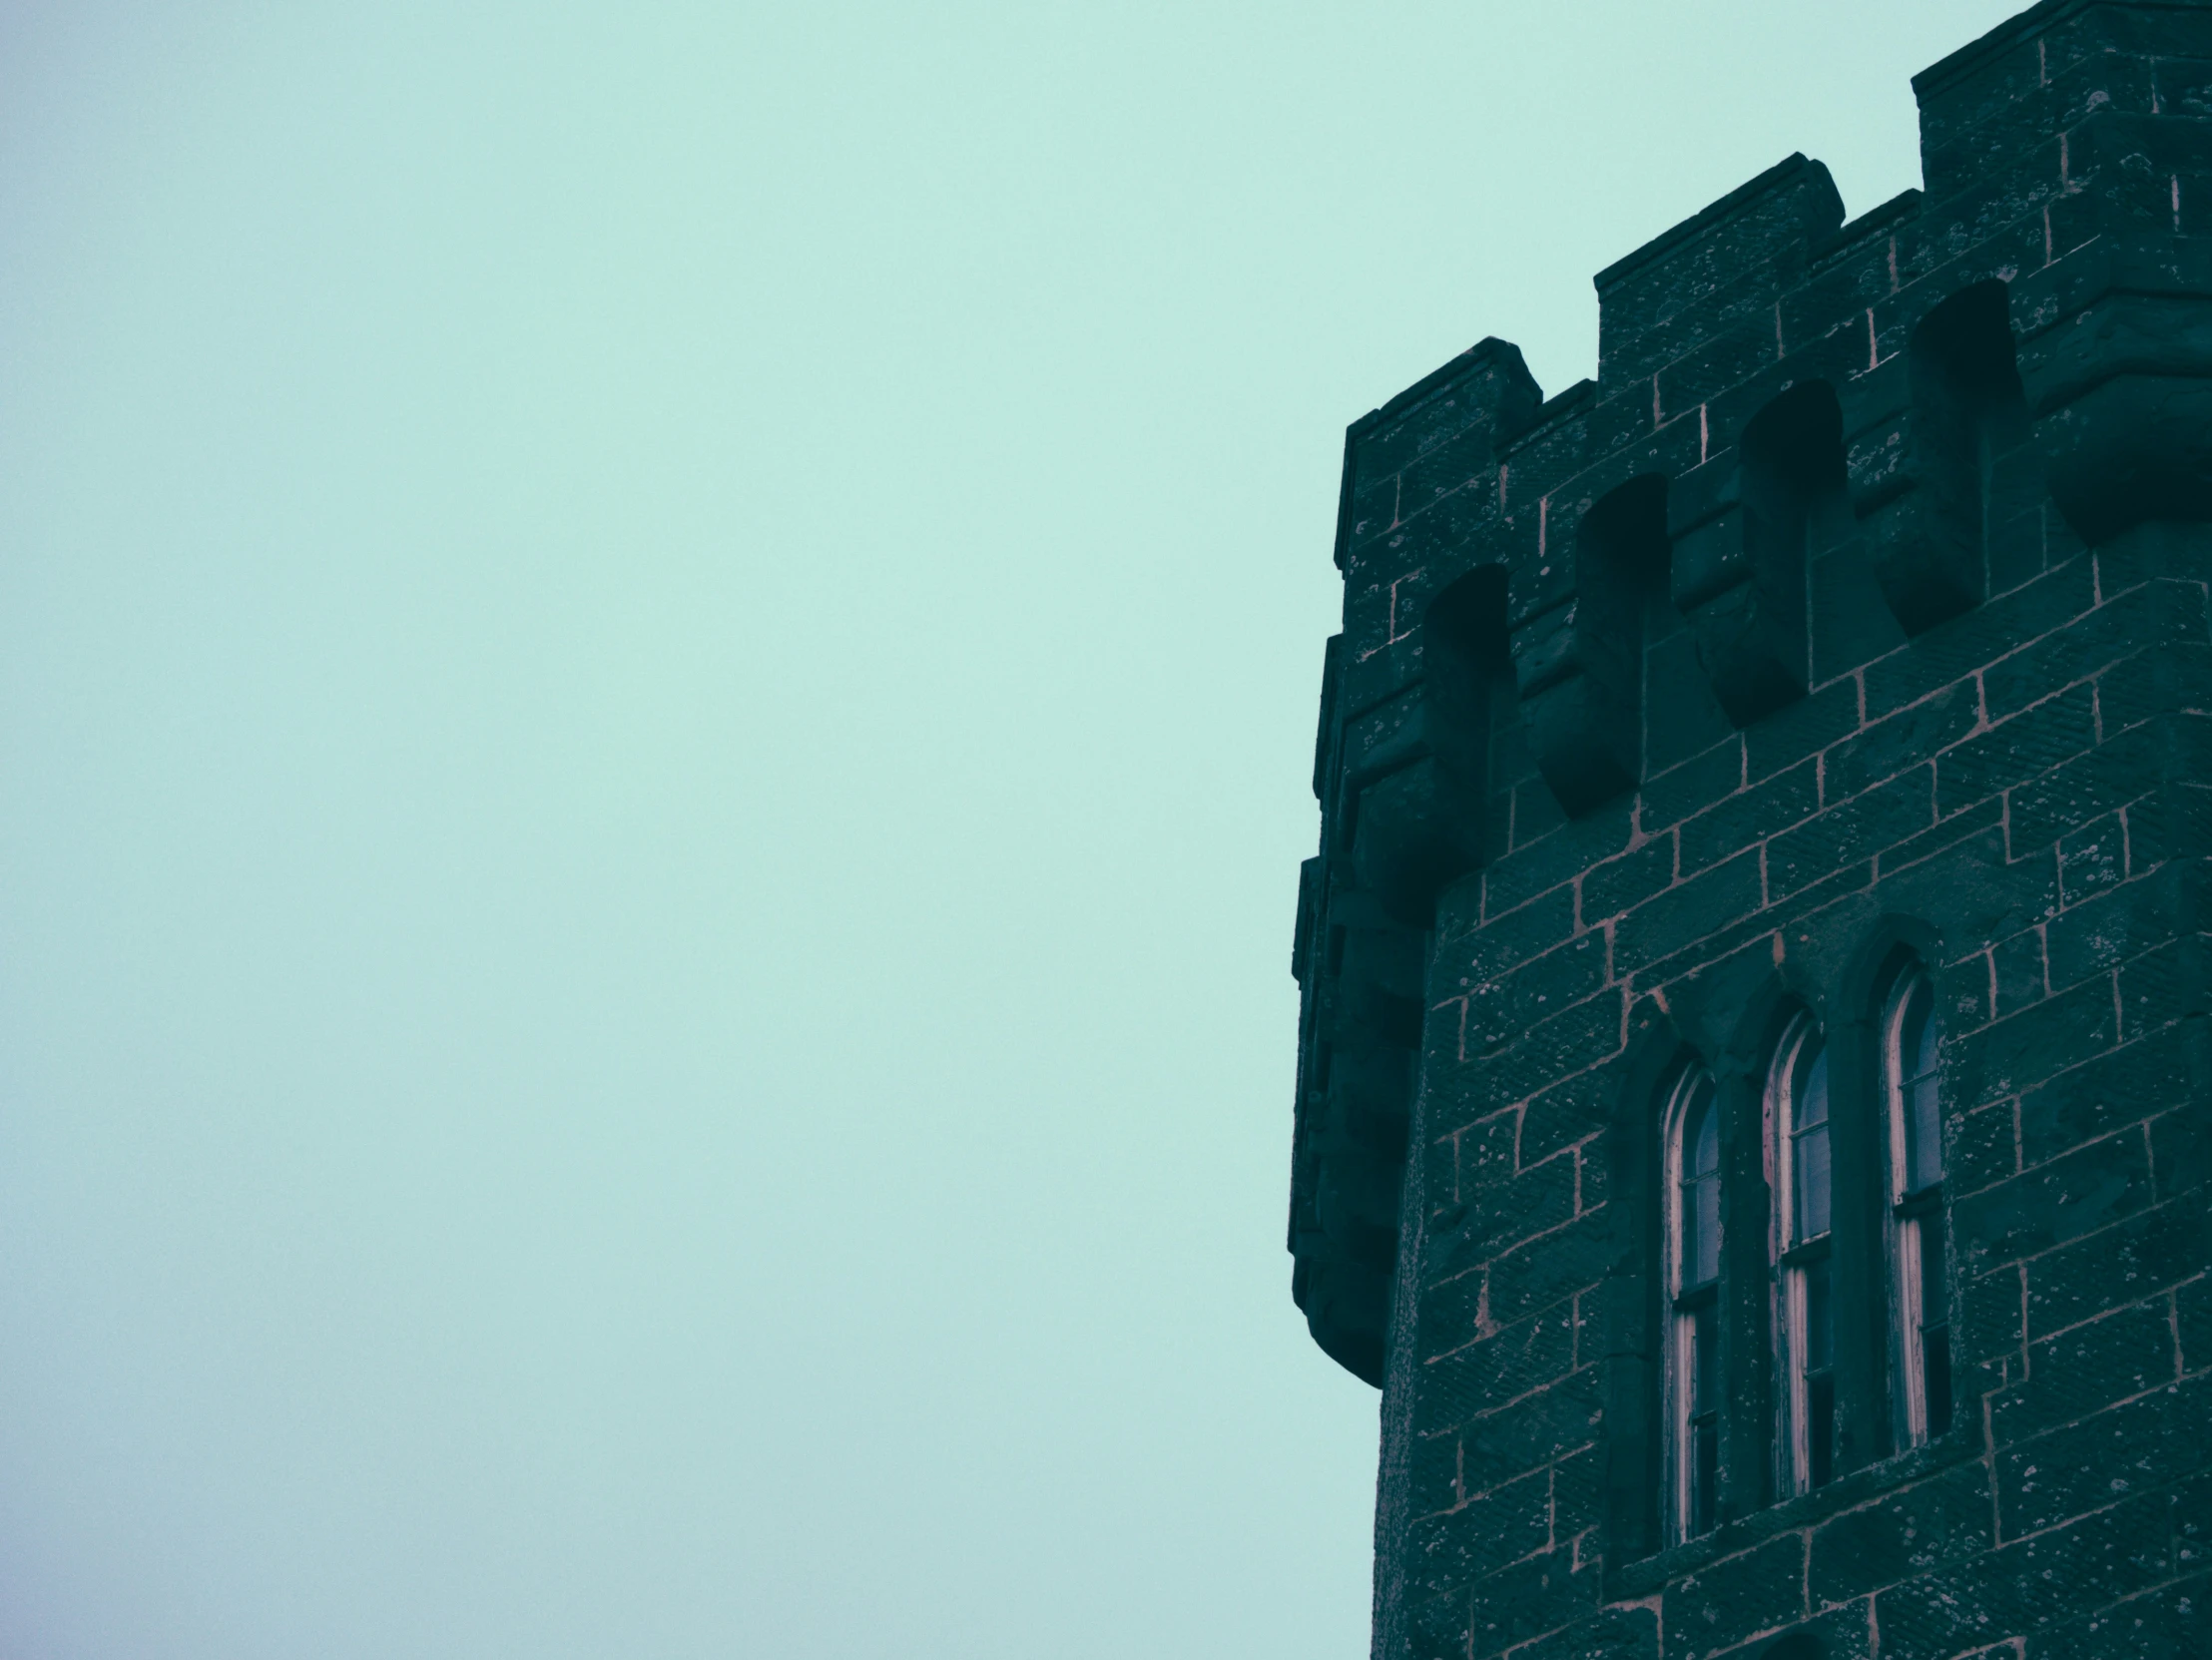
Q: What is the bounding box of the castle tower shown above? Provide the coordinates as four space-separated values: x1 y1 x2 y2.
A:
1289 2 2212 1655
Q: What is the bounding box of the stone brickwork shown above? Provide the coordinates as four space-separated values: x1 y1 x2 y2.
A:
1288 3 2212 1657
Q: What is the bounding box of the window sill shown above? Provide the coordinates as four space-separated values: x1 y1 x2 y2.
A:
1605 1427 1981 1600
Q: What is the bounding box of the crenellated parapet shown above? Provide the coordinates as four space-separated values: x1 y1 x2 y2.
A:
1291 7 2212 1651
1294 344 1537 1382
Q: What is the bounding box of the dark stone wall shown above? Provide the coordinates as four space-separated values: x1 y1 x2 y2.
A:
1288 3 2212 1656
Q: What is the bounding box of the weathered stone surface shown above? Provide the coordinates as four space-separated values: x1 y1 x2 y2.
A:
1288 3 2212 1656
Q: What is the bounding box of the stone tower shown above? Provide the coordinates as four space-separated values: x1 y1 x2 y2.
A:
1288 2 2212 1656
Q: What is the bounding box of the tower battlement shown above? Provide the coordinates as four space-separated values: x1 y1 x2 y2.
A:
1291 3 2212 1655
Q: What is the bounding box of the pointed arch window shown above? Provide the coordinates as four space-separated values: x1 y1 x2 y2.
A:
1885 964 1950 1444
1664 1066 1721 1540
1769 1014 1835 1494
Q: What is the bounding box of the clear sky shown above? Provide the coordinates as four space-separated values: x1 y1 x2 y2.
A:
0 2 2023 1655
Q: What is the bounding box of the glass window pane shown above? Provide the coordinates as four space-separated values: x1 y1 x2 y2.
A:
1796 1121 1831 1240
1688 1174 1719 1287
1678 1188 1696 1290
1898 971 1943 1191
1678 1073 1720 1290
1909 974 1938 1079
1797 1041 1830 1128
1893 973 1929 1080
1910 1074 1943 1190
1804 1258 1833 1373
1688 1079 1718 1179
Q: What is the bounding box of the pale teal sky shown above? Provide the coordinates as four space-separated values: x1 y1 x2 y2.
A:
0 3 2020 1655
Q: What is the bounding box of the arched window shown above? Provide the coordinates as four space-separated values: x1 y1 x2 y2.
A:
1768 1013 1835 1494
1663 1066 1721 1540
1884 963 1950 1444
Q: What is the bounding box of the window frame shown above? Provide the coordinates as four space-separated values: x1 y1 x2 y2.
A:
1766 1010 1836 1497
1882 961 1950 1448
1661 1063 1721 1543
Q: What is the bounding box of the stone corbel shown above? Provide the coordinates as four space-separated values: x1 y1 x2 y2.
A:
1844 357 1978 634
1509 476 1664 816
2017 245 2212 544
1345 572 1498 921
1327 923 1422 1151
1511 594 1639 815
1348 746 1479 927
1668 451 1809 727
